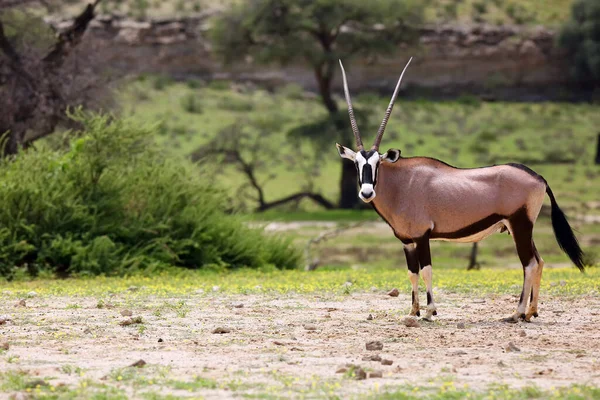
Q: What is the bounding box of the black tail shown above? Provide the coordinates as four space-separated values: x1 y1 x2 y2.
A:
546 185 585 272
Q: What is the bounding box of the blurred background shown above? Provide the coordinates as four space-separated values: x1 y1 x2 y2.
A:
0 0 598 278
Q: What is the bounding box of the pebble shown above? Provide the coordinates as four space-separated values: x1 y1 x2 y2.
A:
366 314 373 321
387 288 399 297
0 316 10 325
212 286 220 292
26 291 37 298
158 338 163 343
120 310 133 317
130 359 146 368
15 299 26 307
212 327 231 334
233 303 244 308
519 330 527 337
1 342 8 351
505 342 521 352
362 354 382 362
127 286 139 292
303 324 317 331
368 370 383 378
402 317 420 328
457 322 466 329
366 341 383 351
381 359 393 365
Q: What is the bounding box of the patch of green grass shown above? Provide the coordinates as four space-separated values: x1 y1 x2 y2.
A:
376 383 600 399
119 80 600 215
1 266 598 297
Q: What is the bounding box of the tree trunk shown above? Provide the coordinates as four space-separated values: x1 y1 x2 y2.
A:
315 61 360 209
467 242 480 270
595 133 600 165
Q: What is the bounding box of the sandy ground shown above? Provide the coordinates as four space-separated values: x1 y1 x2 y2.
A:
1 290 600 398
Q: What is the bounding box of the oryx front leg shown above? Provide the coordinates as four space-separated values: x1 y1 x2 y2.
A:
404 244 420 317
417 236 437 321
504 212 537 323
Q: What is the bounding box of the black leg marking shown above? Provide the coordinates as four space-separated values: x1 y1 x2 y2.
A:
508 207 536 319
404 246 420 274
427 292 433 305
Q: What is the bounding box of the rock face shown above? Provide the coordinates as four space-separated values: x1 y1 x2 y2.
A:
45 13 573 99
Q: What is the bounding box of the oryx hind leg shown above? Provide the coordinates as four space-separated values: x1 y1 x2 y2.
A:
404 243 420 317
503 208 538 323
526 243 544 321
416 235 437 321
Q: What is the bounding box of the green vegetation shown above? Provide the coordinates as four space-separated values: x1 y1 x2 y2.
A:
0 111 299 279
1 266 598 297
121 79 600 215
559 0 600 88
59 0 575 26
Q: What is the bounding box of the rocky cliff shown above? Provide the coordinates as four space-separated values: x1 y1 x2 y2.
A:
47 13 574 100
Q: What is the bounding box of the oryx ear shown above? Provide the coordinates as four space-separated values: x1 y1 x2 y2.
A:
336 143 356 161
381 148 401 163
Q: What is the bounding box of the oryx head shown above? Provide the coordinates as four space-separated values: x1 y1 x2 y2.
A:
335 58 412 203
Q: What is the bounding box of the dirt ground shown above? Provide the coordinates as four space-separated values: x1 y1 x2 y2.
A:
1 290 600 398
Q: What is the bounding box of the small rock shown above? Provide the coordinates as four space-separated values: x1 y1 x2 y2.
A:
559 280 566 287
26 291 37 298
402 317 420 328
127 286 139 292
120 310 133 317
366 341 383 351
15 299 26 307
1 342 9 351
519 330 527 337
212 327 231 334
387 288 400 297
119 316 143 326
83 327 92 335
362 354 382 362
290 347 303 351
366 314 373 321
381 359 393 365
457 322 466 329
353 366 367 380
130 359 146 368
550 282 558 287
0 316 10 325
233 303 244 308
535 368 553 375
368 370 383 378
212 285 220 292
576 354 585 358
370 286 378 292
273 341 286 346
505 342 521 352
335 366 348 373
326 308 338 312
158 338 163 343
343 281 353 288
303 324 317 331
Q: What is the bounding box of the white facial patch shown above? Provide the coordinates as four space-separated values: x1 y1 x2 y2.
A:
355 152 367 181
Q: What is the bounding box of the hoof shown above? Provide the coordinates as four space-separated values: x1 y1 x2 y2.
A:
421 316 434 322
533 312 538 318
432 310 438 316
519 313 526 320
416 310 420 317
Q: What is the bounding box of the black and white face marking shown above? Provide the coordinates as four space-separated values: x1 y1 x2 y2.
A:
354 150 380 202
336 143 401 203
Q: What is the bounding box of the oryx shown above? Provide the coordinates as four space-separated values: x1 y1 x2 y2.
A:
336 58 585 323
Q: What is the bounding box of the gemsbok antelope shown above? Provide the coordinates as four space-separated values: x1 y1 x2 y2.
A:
336 58 585 323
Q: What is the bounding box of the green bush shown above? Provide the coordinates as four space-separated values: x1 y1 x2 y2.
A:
559 0 600 87
0 112 300 279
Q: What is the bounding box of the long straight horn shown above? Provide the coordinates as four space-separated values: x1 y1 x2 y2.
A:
339 60 363 151
372 57 413 151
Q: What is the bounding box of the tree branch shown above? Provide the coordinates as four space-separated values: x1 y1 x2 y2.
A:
256 192 335 212
42 0 100 70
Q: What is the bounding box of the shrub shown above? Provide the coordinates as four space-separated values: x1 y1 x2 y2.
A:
0 111 300 279
180 93 203 114
559 0 600 87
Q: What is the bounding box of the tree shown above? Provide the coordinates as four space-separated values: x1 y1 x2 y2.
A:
558 0 600 89
192 121 335 212
0 0 109 156
212 0 425 209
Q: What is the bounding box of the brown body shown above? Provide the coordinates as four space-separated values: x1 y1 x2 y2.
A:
372 158 547 243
